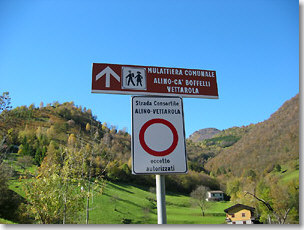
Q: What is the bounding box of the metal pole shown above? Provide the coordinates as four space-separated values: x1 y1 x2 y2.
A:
156 174 167 224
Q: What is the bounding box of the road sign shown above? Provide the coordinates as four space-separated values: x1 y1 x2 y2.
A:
131 96 187 174
92 63 218 98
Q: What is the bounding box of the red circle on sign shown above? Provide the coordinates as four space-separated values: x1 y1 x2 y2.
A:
139 118 178 157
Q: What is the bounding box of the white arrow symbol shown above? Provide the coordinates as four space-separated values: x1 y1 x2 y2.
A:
96 66 120 88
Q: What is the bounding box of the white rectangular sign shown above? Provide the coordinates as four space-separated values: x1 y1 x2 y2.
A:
131 96 187 174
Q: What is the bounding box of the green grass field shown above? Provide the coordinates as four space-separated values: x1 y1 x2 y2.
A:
271 163 299 184
280 169 299 183
4 155 232 224
8 178 230 224
0 218 17 224
5 156 299 224
83 181 231 224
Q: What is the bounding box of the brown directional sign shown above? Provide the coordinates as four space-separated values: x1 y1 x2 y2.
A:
91 63 218 98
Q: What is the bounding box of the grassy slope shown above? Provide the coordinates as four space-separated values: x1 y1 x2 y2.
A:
0 218 16 224
87 181 231 224
8 178 231 224
280 169 299 183
9 164 297 224
6 155 231 224
270 163 299 184
6 156 298 224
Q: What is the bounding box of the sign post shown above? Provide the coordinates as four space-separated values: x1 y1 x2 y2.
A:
132 96 187 224
92 62 219 224
156 174 167 224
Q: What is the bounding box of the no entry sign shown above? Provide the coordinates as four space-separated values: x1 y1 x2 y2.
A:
132 96 187 174
92 63 218 98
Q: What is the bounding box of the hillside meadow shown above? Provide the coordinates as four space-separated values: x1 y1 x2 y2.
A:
6 163 231 224
6 158 297 224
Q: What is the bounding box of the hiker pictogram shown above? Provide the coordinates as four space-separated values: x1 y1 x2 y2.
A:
135 72 143 86
122 67 146 90
126 70 135 86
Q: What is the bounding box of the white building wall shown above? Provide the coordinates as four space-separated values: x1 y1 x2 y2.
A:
227 220 253 224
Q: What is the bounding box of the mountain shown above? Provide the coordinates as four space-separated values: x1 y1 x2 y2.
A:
188 128 221 142
186 125 253 172
204 93 299 177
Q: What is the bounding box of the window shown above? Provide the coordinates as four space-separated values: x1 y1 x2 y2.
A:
232 214 235 218
242 213 246 217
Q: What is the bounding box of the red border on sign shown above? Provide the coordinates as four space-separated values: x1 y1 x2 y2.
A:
139 118 178 157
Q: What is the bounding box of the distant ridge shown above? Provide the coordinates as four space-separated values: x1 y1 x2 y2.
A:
205 93 299 176
188 128 221 142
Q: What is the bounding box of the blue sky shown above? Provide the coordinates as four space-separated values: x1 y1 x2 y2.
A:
0 0 299 137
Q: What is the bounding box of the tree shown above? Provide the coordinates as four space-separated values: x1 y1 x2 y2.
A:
102 122 108 132
46 126 57 140
85 123 91 132
0 163 13 209
0 92 12 159
245 169 257 179
29 103 35 110
24 173 64 224
60 146 87 224
0 92 12 112
190 185 210 216
67 134 76 146
67 119 75 127
245 191 290 224
23 118 109 224
246 177 299 224
25 145 87 224
102 133 112 147
17 155 33 170
275 164 281 172
86 109 92 116
226 178 241 201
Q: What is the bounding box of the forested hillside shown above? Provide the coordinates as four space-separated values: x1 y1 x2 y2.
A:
205 94 299 177
186 93 299 224
0 94 221 223
0 92 299 224
186 125 253 173
0 99 219 188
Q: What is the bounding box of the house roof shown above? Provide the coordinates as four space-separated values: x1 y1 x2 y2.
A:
208 190 224 193
224 203 255 214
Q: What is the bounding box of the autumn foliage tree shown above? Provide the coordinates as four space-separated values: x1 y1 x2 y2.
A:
190 185 210 216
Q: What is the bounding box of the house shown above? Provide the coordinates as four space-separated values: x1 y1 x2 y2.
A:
206 190 224 201
224 203 258 224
